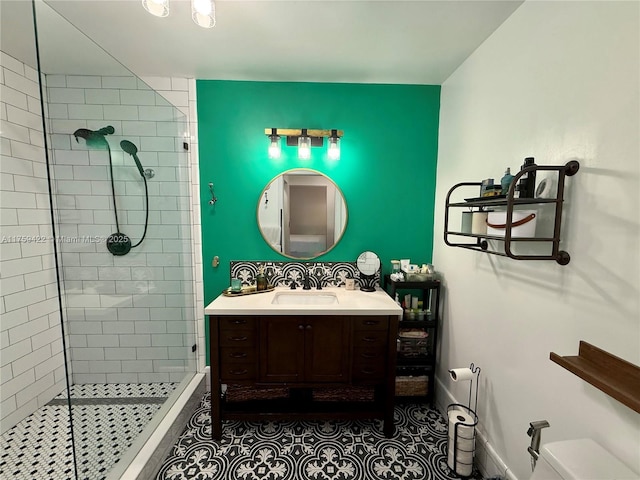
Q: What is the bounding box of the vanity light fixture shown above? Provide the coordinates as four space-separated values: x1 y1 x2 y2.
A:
298 129 311 160
267 128 281 159
264 128 344 160
328 129 340 160
142 0 169 17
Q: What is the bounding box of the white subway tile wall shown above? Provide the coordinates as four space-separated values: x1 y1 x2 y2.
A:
1 52 204 433
48 73 199 385
0 53 64 434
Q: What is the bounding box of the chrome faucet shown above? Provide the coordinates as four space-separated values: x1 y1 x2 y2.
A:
527 420 550 470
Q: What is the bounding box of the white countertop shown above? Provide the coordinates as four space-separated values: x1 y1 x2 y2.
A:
204 286 403 316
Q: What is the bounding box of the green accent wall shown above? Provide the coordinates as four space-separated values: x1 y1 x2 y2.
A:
197 80 440 363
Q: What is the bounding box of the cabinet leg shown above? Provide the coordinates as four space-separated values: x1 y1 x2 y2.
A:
211 386 222 441
383 419 395 438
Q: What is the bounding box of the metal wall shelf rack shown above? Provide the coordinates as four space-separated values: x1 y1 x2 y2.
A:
444 160 579 265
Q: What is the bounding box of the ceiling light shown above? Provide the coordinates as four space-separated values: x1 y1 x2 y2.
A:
142 0 169 18
192 0 216 28
267 128 281 159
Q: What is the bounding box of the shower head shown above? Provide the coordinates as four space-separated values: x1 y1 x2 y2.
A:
120 140 145 178
72 125 114 148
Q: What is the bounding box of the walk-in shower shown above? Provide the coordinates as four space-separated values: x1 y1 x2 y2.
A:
0 1 199 479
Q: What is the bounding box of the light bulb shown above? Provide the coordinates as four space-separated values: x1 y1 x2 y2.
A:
298 132 311 160
267 128 281 159
268 140 281 159
328 132 340 160
142 0 169 17
192 0 215 28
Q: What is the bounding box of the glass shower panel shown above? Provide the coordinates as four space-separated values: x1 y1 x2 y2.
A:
33 0 197 478
0 2 76 479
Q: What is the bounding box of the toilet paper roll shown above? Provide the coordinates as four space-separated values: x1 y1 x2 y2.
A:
448 408 474 426
447 449 473 477
448 435 475 450
535 176 557 199
449 368 474 382
453 450 474 464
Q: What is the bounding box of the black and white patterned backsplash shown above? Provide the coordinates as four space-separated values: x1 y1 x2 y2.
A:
230 261 381 289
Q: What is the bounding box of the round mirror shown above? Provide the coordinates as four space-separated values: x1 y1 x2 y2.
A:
257 168 348 259
356 251 380 292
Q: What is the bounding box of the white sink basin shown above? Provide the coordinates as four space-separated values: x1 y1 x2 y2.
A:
272 291 339 305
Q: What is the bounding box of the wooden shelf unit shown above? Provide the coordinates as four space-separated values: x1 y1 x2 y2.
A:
550 341 640 413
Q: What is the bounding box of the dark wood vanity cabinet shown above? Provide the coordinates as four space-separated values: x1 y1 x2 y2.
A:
209 314 398 440
259 316 350 383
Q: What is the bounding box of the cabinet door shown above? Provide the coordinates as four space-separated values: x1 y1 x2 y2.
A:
304 316 350 383
259 317 305 383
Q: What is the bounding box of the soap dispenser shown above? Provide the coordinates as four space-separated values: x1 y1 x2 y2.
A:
501 168 515 195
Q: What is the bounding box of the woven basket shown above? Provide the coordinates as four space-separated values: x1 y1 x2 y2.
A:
396 376 428 396
312 386 375 402
225 385 288 402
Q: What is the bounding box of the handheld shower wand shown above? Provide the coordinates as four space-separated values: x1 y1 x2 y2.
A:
120 140 146 179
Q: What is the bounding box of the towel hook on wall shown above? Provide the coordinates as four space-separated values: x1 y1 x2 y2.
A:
208 182 218 205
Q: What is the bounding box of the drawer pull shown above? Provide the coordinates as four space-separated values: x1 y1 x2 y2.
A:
230 369 248 375
364 320 379 325
362 337 377 342
361 368 376 374
229 335 248 342
360 352 378 358
230 319 247 324
229 352 247 358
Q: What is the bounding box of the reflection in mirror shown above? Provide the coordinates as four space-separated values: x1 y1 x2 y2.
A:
357 251 380 292
258 169 348 259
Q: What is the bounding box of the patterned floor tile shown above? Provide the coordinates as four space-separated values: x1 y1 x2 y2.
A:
156 393 482 480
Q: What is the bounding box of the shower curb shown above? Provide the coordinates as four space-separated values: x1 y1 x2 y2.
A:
106 373 206 480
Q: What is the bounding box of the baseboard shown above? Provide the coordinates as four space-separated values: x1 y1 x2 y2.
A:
435 376 518 480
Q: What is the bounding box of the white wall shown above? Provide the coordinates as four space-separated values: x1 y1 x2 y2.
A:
0 52 65 433
434 2 639 479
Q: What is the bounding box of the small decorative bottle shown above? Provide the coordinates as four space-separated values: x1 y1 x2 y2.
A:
500 168 515 195
256 265 267 291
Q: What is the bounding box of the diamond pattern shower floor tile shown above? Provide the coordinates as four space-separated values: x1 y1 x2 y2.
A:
0 383 176 480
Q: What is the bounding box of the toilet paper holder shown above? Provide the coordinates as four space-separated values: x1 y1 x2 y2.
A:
447 363 481 477
449 363 481 416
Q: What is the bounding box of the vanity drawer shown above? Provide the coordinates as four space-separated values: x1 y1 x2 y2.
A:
353 316 389 330
219 316 256 330
219 330 256 347
220 364 256 381
220 347 256 364
352 360 386 381
353 346 386 362
353 330 388 347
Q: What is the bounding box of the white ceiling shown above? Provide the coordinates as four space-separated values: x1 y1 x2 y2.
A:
2 0 523 84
